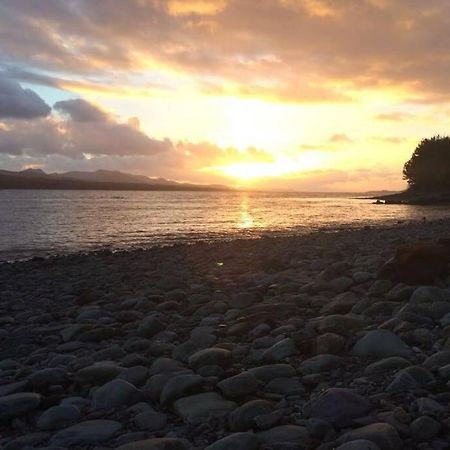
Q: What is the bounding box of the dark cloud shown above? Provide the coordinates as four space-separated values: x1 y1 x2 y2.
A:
0 76 51 119
0 98 172 157
54 99 110 122
1 1 449 102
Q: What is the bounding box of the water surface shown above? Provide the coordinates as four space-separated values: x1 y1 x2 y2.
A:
1 190 449 262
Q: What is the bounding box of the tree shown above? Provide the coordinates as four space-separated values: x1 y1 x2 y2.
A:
403 135 450 190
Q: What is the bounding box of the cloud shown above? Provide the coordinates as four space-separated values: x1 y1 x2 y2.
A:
2 1 450 103
329 134 353 143
0 97 172 157
0 76 51 119
375 112 413 121
54 99 110 122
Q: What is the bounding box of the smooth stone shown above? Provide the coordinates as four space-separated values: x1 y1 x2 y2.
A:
217 371 258 398
364 357 410 375
137 315 165 338
304 388 371 427
265 377 304 396
28 368 68 387
257 425 309 446
205 432 260 450
423 351 450 370
410 286 450 304
118 366 149 387
230 292 258 309
352 330 413 360
316 333 345 355
262 338 296 362
74 363 123 385
336 440 381 450
299 354 344 374
0 380 29 396
0 392 41 419
188 348 232 369
160 374 204 404
134 410 167 431
174 392 237 425
337 423 402 450
386 366 435 393
410 415 441 441
50 419 122 446
229 399 274 431
316 314 365 337
116 438 190 450
37 405 81 430
249 364 296 383
92 379 141 410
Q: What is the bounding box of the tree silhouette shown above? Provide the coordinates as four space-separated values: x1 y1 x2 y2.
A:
403 136 450 190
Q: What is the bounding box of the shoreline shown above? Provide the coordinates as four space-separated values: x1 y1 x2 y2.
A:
1 218 450 449
2 216 449 266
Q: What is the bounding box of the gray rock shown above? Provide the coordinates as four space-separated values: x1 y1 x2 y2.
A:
299 354 344 374
249 364 296 383
364 357 410 375
265 377 304 396
217 371 258 398
137 315 165 338
229 399 274 431
410 286 450 304
37 405 80 430
337 423 402 450
386 366 435 393
188 347 232 369
206 432 260 450
257 425 309 446
28 368 68 387
174 392 237 424
230 292 258 309
134 410 167 431
316 314 365 337
50 419 122 446
337 440 381 450
92 379 141 410
74 363 123 385
410 415 441 441
0 392 41 420
262 338 296 362
160 374 204 404
352 330 413 360
118 366 149 387
423 351 450 370
304 388 371 427
116 438 190 450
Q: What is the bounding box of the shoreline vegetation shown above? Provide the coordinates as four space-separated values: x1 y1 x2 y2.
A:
373 189 450 205
1 218 450 448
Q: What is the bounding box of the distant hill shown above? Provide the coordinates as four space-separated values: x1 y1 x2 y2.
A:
0 169 231 191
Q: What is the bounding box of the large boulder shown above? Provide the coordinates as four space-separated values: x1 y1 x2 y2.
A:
92 379 141 410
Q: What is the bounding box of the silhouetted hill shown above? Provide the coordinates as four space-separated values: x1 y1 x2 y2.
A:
0 169 231 191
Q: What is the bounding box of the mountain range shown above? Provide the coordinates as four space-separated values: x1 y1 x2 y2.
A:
0 169 230 191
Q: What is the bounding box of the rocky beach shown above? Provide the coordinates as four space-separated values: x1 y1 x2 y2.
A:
1 219 450 450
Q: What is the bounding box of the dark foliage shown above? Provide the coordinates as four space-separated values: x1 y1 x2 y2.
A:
403 135 450 190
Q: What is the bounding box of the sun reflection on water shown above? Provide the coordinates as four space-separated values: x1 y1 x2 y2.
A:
237 194 254 229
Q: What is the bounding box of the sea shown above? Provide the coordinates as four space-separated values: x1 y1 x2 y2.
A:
1 189 450 262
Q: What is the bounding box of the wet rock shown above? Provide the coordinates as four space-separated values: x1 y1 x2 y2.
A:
50 419 122 446
336 423 402 450
423 350 450 370
304 388 371 427
188 347 232 369
352 330 414 360
217 371 258 398
205 432 260 450
0 392 41 420
229 399 274 431
364 357 410 375
174 392 237 424
92 379 142 410
37 405 80 430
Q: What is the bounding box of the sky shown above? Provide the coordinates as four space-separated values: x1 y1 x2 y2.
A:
0 0 449 191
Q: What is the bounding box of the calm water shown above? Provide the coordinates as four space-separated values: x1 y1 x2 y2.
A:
1 189 450 262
